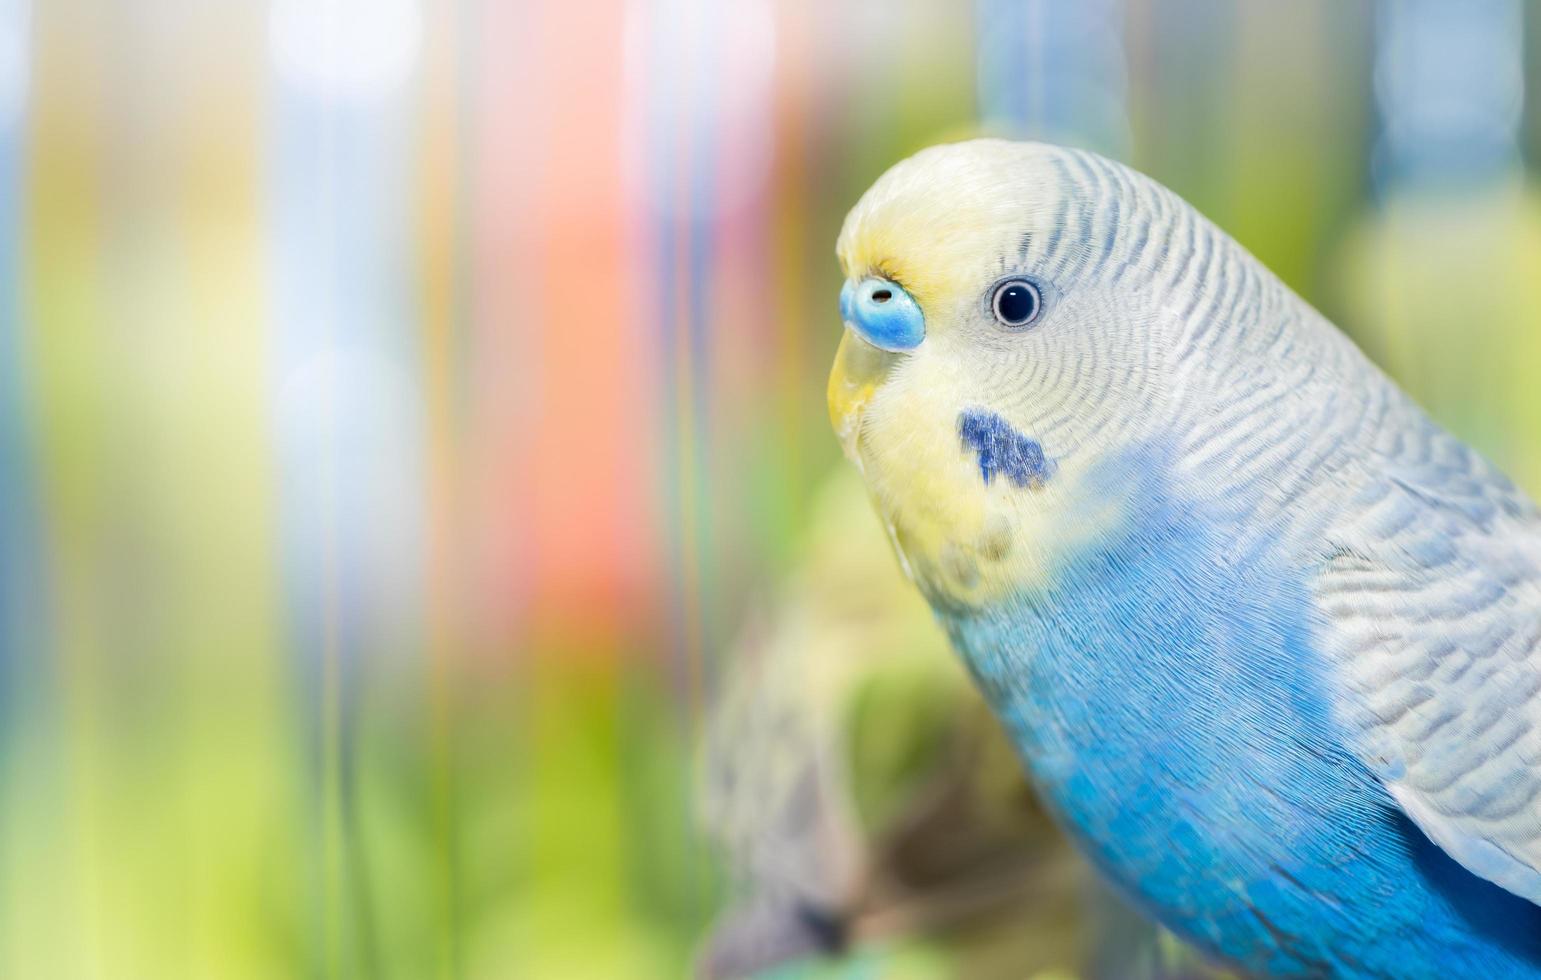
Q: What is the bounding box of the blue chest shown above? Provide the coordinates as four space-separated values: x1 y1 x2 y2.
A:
939 454 1541 977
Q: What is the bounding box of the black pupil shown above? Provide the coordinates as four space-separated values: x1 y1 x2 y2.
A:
995 283 1037 324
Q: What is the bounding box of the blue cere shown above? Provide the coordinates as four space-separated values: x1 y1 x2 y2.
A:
958 409 1054 488
840 277 925 351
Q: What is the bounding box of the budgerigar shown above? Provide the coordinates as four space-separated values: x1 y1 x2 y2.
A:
827 139 1541 978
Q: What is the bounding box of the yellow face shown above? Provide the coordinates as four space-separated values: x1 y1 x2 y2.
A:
829 140 1145 609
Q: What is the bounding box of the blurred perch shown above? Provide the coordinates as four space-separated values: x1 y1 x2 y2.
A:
697 470 1224 979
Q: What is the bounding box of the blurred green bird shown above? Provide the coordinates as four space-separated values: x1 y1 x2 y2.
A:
698 470 1223 980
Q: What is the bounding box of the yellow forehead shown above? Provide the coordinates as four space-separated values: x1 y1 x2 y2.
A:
836 139 1059 312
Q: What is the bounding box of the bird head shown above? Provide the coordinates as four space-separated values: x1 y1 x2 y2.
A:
829 139 1213 610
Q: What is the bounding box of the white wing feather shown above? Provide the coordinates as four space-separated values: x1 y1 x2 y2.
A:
1315 420 1541 906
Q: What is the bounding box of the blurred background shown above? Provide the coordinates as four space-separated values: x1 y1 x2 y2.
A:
1 0 1540 977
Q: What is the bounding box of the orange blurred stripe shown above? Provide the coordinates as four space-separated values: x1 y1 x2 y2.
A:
471 0 656 647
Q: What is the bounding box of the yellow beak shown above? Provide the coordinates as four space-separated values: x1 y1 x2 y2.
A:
827 328 900 461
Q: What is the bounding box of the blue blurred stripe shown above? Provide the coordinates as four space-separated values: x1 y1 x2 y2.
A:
267 9 426 970
1374 0 1523 189
975 0 1130 157
0 0 33 700
644 0 720 704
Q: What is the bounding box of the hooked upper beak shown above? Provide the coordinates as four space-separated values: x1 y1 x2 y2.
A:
827 327 900 460
829 276 924 457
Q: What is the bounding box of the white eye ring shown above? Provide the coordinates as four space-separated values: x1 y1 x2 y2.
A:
990 278 1043 328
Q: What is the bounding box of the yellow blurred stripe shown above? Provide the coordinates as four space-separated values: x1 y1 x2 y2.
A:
20 3 295 977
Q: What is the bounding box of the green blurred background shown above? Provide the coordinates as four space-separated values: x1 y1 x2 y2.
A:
1 1 1539 977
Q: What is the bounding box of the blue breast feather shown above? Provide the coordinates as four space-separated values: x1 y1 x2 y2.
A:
940 444 1541 978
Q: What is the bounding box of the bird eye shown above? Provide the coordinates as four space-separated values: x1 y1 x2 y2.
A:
990 278 1042 328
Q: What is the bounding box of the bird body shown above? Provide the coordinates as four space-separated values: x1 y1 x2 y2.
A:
828 139 1541 977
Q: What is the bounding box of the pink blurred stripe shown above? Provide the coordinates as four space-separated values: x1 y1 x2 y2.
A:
470 0 657 645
